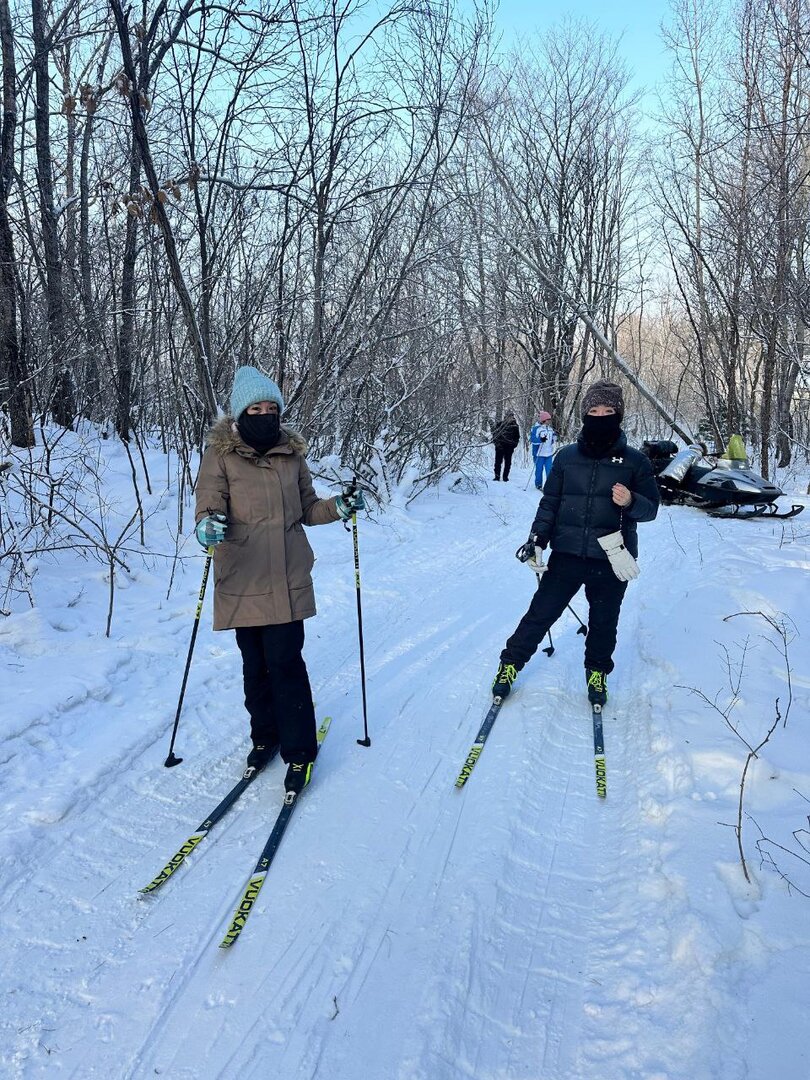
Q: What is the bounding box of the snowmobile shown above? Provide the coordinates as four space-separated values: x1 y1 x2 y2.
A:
640 439 804 520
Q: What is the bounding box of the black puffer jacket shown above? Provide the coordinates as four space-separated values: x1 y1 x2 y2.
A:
492 416 520 449
531 432 660 560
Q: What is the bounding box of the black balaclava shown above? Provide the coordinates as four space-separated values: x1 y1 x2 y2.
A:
580 412 622 458
237 410 281 453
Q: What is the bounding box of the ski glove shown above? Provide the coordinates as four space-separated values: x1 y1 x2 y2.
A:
195 512 228 550
515 536 547 576
597 531 640 581
336 489 366 520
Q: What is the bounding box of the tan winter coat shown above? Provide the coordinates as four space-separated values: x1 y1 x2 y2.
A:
195 417 341 630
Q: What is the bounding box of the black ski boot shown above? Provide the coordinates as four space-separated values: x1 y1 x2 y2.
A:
492 661 518 700
586 668 608 706
246 743 278 771
284 759 314 797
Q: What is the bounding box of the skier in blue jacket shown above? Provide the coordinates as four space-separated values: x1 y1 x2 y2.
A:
530 411 557 489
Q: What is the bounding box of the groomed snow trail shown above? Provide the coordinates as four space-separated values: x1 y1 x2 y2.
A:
1 460 808 1079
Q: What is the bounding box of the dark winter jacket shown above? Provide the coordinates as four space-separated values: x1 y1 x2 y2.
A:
531 432 659 560
492 416 520 449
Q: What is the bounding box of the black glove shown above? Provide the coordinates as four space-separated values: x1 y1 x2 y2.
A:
516 539 534 563
516 535 547 575
515 535 541 563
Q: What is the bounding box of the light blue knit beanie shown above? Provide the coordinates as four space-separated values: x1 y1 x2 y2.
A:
229 366 285 418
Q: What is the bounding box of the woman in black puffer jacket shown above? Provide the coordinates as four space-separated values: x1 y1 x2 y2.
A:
491 380 660 706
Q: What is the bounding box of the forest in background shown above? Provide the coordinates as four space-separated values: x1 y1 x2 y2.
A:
1 0 810 610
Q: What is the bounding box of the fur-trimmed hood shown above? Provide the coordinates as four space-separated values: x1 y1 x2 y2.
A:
205 415 308 457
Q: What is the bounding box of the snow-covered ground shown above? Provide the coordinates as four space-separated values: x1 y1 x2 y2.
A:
1 436 809 1080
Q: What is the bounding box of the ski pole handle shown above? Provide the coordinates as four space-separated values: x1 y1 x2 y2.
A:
339 476 365 531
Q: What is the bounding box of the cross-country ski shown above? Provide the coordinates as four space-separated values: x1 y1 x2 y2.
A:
139 749 280 894
454 698 504 788
219 717 332 948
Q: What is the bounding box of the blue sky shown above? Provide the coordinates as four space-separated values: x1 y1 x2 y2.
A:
469 0 675 107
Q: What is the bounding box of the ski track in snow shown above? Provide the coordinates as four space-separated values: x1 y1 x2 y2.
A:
2 459 809 1080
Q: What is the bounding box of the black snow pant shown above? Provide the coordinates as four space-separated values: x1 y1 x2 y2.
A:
494 445 515 480
501 552 628 674
235 621 317 764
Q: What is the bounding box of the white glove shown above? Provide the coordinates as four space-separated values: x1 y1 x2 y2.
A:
597 531 640 581
528 550 546 576
515 538 547 576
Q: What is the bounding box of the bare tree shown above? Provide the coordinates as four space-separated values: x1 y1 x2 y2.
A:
31 0 76 428
109 0 217 423
658 0 810 473
0 0 33 447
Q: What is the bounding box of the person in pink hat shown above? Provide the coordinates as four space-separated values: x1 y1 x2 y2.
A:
530 410 558 489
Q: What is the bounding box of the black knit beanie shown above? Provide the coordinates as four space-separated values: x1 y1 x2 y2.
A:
581 379 624 420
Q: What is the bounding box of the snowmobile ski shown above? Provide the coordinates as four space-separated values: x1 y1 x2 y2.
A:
140 748 280 894
707 502 804 520
219 717 332 948
592 704 607 798
455 698 505 789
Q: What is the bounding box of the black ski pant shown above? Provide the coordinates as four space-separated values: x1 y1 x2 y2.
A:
235 621 317 764
494 445 515 480
501 552 628 674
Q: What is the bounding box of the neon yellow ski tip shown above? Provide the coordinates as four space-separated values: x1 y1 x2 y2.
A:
455 743 484 788
140 832 205 893
219 871 268 948
595 755 607 798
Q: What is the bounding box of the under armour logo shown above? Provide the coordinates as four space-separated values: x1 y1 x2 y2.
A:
611 456 624 463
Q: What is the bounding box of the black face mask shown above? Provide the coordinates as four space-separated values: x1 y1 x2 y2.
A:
237 411 281 452
580 412 622 457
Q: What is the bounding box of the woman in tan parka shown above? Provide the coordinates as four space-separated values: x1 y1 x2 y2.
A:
195 366 364 796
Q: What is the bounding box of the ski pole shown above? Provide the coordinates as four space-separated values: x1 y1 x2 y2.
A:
568 604 587 636
343 479 370 747
531 564 555 656
164 548 213 767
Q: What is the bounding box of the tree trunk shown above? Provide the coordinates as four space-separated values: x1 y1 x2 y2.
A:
116 132 140 442
109 0 217 424
0 0 33 447
303 213 326 428
31 0 75 429
78 82 102 414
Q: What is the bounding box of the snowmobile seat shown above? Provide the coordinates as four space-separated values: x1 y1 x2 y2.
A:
641 439 678 459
